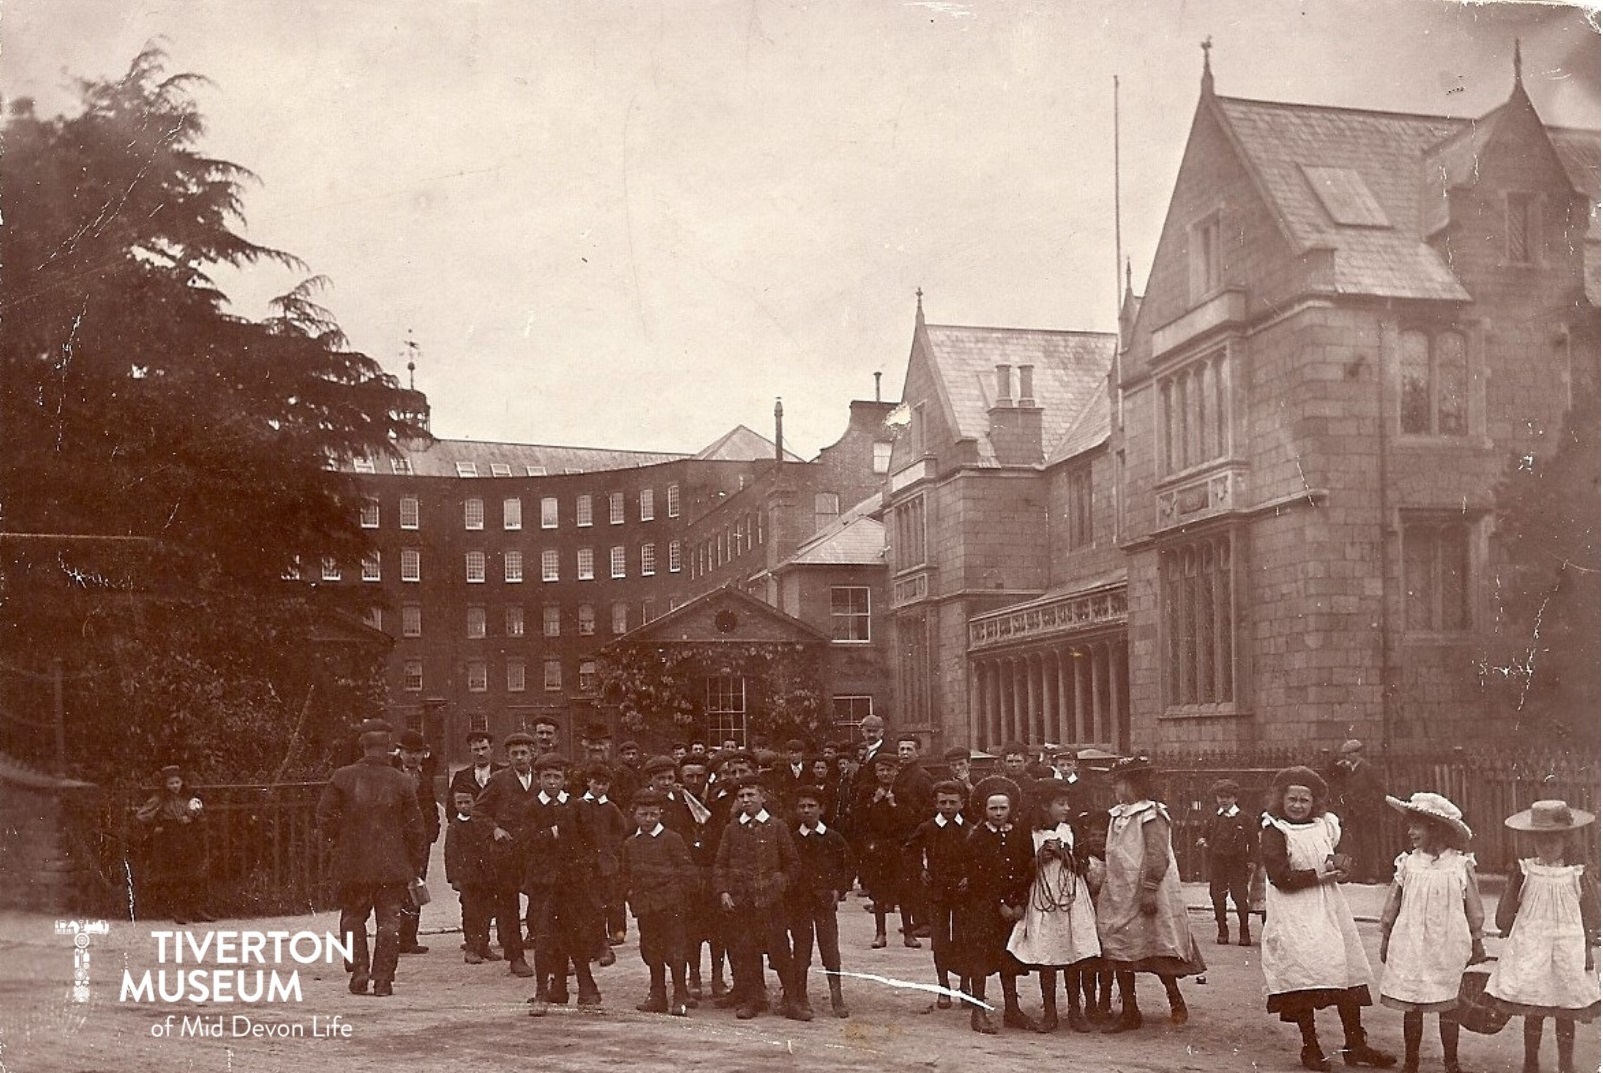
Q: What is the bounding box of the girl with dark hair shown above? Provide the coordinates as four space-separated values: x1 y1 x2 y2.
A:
1260 766 1394 1071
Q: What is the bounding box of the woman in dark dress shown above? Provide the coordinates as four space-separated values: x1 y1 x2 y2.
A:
136 765 213 924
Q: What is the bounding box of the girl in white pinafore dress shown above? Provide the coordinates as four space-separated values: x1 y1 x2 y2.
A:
1008 779 1101 1033
1485 800 1600 1073
1259 767 1395 1072
1377 792 1485 1073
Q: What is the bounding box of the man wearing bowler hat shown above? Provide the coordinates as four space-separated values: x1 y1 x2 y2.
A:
316 720 426 997
394 728 441 953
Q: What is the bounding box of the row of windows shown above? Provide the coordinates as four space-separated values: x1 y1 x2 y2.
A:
303 543 683 584
369 599 663 639
401 657 597 694
689 511 765 579
359 487 681 531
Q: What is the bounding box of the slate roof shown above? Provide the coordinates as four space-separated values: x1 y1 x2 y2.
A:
1214 92 1599 304
1214 96 1470 301
781 494 885 567
351 438 683 477
694 424 805 463
921 325 1115 468
1046 388 1110 465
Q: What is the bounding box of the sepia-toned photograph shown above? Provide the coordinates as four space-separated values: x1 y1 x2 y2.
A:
0 2 1598 1071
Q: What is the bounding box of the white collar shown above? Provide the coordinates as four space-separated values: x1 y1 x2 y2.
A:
1051 822 1075 842
933 813 964 828
799 821 827 836
516 770 533 789
455 812 472 822
1218 803 1240 817
537 789 568 805
738 809 771 825
638 823 664 838
985 821 1013 833
791 762 803 775
582 792 608 804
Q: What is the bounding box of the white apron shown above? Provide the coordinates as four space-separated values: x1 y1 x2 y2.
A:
1261 814 1373 997
1486 860 1601 1013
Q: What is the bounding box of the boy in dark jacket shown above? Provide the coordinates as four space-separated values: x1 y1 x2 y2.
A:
713 776 807 1021
789 785 852 1019
904 779 970 1007
445 789 502 963
961 778 1037 1034
620 789 695 1016
578 765 630 958
1197 777 1257 946
525 753 602 1015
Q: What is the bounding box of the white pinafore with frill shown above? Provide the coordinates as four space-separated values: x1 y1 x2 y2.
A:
1262 814 1373 1001
1485 860 1601 1019
1378 848 1474 1011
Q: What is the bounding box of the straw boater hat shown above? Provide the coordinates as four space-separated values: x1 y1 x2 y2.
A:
1386 791 1473 845
1505 799 1596 832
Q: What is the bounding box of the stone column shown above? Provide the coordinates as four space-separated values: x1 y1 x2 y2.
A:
1109 641 1125 751
1074 647 1090 743
1091 644 1106 745
969 662 984 751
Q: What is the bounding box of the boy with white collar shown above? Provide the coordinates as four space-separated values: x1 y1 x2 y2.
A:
620 789 694 1016
579 765 629 963
905 779 971 1009
1197 777 1257 946
525 753 603 1015
789 785 852 1019
713 777 807 1021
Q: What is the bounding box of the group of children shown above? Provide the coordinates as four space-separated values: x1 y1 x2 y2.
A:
436 734 1598 1072
1258 767 1598 1073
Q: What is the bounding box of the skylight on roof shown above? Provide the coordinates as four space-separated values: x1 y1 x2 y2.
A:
456 461 479 478
490 463 512 477
1301 166 1390 228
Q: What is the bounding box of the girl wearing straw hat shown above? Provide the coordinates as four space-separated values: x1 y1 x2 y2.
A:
1259 766 1394 1071
1485 799 1600 1073
1377 792 1486 1073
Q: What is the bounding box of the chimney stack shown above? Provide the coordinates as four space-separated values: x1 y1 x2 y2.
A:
995 364 1013 406
1017 363 1036 407
773 398 784 463
874 371 882 402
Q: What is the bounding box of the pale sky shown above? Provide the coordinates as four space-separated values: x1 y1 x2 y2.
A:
3 1 1597 456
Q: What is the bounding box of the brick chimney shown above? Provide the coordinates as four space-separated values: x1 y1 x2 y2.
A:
988 361 1043 465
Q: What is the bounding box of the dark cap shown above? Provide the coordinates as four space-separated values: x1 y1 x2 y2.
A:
504 731 536 749
1210 778 1241 797
942 746 970 763
584 722 611 740
465 730 492 745
718 749 757 769
618 740 640 753
631 788 667 809
159 764 183 779
642 755 678 776
358 718 394 736
398 729 427 751
791 784 826 805
532 753 568 773
784 739 807 753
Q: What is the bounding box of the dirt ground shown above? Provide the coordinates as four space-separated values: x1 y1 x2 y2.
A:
1 877 1596 1073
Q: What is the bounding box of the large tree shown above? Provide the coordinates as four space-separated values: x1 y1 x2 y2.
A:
0 50 428 786
1481 383 1600 747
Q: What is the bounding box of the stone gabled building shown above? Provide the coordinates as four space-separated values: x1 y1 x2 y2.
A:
885 50 1597 756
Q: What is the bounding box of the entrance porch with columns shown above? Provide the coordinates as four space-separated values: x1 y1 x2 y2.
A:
965 580 1129 752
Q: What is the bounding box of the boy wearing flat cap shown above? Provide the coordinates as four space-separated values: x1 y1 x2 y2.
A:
621 788 696 1016
472 731 542 979
1198 777 1257 946
524 753 604 1014
714 776 808 1021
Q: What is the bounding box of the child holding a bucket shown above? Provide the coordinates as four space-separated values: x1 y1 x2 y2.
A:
1485 798 1600 1073
1377 792 1485 1073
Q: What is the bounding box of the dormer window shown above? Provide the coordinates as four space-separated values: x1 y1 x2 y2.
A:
1506 193 1540 264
